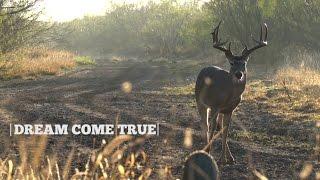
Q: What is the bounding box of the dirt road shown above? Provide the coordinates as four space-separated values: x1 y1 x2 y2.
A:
0 58 317 179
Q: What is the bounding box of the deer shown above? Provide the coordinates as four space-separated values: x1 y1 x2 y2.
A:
195 21 268 164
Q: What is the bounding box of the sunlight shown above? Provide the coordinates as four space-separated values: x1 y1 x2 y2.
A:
41 0 151 22
41 0 108 22
40 0 208 22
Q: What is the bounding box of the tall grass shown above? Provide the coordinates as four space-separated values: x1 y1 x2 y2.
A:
0 47 76 80
0 135 158 179
275 67 320 90
275 50 320 102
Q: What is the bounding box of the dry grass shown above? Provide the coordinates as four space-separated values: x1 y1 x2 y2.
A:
111 55 128 62
243 68 320 130
0 47 76 80
274 67 320 121
260 67 319 114
274 67 320 91
0 135 165 180
162 84 194 96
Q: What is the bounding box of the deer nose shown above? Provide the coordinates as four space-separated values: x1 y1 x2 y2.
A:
235 71 243 79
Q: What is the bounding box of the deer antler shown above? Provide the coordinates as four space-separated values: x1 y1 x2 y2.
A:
211 21 234 58
242 23 268 58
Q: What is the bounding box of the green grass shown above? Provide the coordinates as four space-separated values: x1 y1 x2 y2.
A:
75 56 96 65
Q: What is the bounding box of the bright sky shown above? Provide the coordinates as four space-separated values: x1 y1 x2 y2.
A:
40 0 151 22
40 0 209 22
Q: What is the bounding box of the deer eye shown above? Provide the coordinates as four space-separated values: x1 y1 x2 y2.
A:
230 62 234 66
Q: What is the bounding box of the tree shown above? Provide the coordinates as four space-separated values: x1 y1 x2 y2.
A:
0 0 47 53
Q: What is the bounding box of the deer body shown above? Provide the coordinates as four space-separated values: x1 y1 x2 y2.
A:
195 66 245 113
196 21 268 164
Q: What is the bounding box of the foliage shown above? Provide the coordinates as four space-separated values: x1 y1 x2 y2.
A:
207 0 263 46
207 0 320 63
56 0 212 57
53 0 320 64
0 0 50 53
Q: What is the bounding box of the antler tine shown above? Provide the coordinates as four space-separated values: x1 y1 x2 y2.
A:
241 42 248 55
218 38 227 46
263 23 268 41
242 23 268 57
211 21 222 44
260 25 263 41
215 20 222 33
211 21 233 57
228 42 231 51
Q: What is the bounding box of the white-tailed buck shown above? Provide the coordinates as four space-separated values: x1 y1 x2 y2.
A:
195 21 268 164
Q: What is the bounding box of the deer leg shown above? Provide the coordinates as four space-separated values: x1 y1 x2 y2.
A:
215 113 223 132
206 108 212 145
198 102 209 150
207 108 219 154
209 109 220 138
220 112 235 164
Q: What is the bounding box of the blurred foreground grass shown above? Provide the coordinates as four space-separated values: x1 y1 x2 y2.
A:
0 135 174 179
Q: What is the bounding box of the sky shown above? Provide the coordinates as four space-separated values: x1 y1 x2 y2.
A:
40 0 154 22
40 0 209 22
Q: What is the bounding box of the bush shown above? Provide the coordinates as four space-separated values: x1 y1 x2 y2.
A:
53 0 320 64
54 1 212 57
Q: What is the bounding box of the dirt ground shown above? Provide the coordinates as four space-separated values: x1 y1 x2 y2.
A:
0 57 318 179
